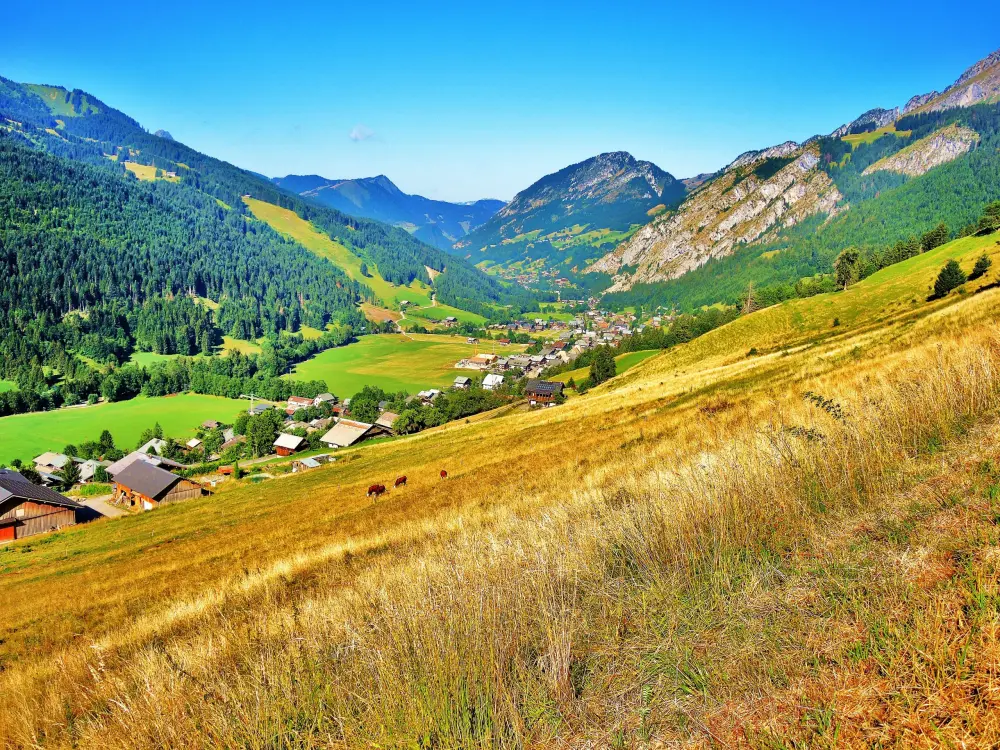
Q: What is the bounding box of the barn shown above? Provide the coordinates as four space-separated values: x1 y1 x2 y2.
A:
273 433 305 457
319 419 391 449
0 470 82 541
113 462 204 511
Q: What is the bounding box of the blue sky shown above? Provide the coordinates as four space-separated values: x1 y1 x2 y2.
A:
2 1 999 201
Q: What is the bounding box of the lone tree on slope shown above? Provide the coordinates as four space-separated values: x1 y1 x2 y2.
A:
590 346 617 386
933 259 967 299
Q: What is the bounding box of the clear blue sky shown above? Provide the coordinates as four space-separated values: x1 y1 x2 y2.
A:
2 1 999 201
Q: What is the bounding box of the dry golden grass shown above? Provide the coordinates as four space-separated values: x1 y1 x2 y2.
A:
3 252 1000 746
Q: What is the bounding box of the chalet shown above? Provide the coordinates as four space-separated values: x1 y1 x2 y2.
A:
552 341 567 351
250 403 272 416
319 419 391 449
375 411 399 433
202 420 221 430
483 373 504 391
453 376 471 390
219 435 245 453
78 459 109 483
33 452 72 476
273 433 305 457
112 462 204 511
286 396 313 414
309 417 334 432
106 450 185 478
137 438 167 456
0 470 82 542
443 316 458 326
313 392 337 407
185 438 203 450
497 338 511 346
508 355 532 370
417 389 442 405
525 379 564 407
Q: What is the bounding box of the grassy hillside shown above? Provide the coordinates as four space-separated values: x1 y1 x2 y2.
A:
0 394 248 465
284 333 517 394
245 197 435 308
552 348 660 384
3 233 1000 746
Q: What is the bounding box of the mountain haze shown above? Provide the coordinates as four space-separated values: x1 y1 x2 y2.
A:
273 173 504 251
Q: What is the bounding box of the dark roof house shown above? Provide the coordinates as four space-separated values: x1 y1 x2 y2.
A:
0 470 81 541
113 462 204 511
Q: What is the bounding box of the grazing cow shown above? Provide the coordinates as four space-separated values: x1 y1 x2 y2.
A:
394 476 407 488
367 483 386 500
440 470 448 480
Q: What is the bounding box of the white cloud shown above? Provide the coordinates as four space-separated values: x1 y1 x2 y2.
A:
349 124 375 142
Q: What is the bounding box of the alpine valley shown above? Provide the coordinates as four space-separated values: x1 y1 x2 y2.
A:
6 25 1000 750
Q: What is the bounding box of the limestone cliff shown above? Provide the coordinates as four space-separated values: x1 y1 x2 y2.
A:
863 124 979 177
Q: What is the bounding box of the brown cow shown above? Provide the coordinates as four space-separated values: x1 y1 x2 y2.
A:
440 470 448 480
367 483 386 500
394 476 407 488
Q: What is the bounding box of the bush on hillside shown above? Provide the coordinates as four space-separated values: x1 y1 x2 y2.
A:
970 253 993 280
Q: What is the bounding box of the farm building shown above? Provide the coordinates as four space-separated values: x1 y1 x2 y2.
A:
286 396 313 414
137 438 168 456
525 379 564 406
375 411 399 433
319 419 391 449
453 376 471 389
112 462 205 511
106 450 184 478
0 470 82 542
202 420 221 430
185 438 202 450
273 433 305 457
313 392 337 406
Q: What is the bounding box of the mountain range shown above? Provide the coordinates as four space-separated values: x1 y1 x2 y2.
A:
586 47 1000 306
271 173 504 251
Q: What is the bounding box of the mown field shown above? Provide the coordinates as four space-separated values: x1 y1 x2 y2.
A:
0 394 248 465
244 197 435 308
2 232 1000 747
284 333 517 395
0 380 16 393
403 301 486 326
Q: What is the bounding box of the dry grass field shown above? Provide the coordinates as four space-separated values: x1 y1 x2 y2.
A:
2 234 1000 747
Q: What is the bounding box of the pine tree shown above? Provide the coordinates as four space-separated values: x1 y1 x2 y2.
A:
971 253 993 280
589 346 616 386
933 260 967 299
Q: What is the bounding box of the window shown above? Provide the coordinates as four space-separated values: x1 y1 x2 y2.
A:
15 508 25 518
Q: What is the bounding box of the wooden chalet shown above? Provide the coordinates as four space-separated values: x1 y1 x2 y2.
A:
525 379 564 406
375 411 399 433
113 462 204 511
0 470 82 542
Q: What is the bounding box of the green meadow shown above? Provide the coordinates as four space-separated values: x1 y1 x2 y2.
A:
404 302 486 326
0 394 248 466
245 197 435 308
284 333 506 395
0 380 16 393
553 349 661 384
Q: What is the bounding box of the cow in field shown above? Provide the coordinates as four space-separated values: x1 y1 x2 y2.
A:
394 476 407 488
440 470 448 480
367 484 387 500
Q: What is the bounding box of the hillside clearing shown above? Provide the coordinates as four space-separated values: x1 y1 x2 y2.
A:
244 197 435 308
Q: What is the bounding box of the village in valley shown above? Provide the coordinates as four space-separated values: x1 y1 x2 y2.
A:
1 303 649 544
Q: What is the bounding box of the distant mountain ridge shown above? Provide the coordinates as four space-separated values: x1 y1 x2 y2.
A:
272 173 504 251
453 151 686 287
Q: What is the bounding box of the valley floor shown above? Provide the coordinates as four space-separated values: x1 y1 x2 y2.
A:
2 234 1000 747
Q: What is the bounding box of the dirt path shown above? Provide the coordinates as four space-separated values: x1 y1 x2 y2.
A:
77 495 127 519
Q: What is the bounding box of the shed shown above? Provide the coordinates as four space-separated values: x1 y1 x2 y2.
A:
185 438 202 450
273 433 305 457
0 470 81 541
453 376 471 389
113 462 204 511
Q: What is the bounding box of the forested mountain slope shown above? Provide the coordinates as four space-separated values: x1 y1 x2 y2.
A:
273 173 503 251
0 75 544 377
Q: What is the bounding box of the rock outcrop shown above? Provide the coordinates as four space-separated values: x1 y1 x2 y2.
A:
862 124 979 177
830 108 900 138
588 146 843 290
904 48 1000 114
